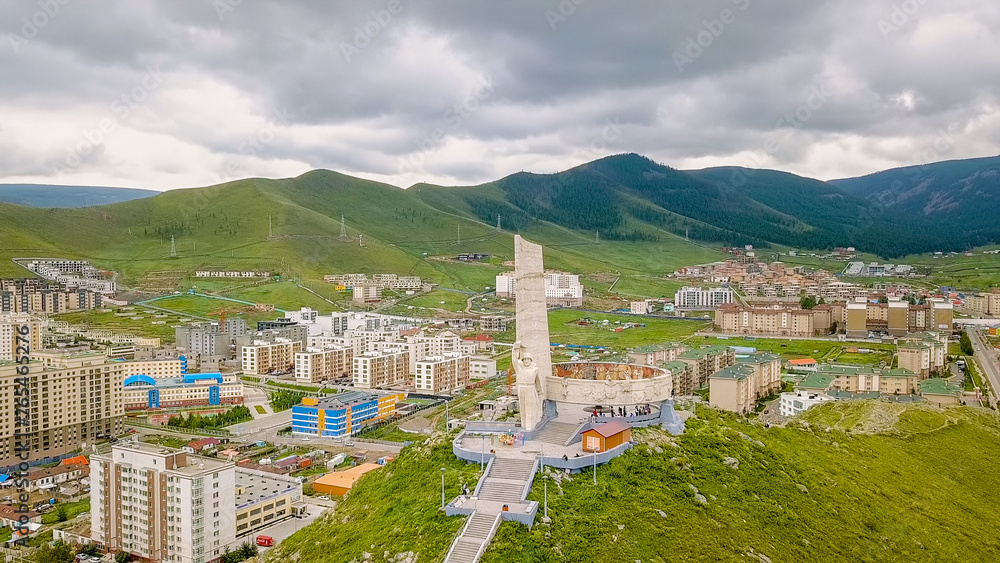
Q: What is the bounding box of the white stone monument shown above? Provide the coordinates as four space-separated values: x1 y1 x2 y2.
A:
513 235 551 431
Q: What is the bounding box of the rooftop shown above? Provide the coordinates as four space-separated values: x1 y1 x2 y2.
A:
300 391 378 410
312 463 382 492
584 420 631 437
919 378 963 396
710 364 754 381
798 373 836 390
234 467 301 507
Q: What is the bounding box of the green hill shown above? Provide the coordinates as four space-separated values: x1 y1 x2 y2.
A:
0 169 722 290
266 401 1000 563
3 153 999 289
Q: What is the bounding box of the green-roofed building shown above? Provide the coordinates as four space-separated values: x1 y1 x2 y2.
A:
919 378 963 405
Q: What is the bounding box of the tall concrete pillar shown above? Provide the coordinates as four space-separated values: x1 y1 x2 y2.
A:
513 235 550 431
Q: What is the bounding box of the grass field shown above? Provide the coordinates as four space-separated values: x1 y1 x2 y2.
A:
548 309 709 349
699 335 896 362
55 308 186 342
399 289 472 314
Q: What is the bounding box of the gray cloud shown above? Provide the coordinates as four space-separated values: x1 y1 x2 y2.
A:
0 0 997 190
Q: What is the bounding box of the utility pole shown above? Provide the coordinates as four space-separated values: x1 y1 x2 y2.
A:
457 225 461 246
170 235 177 258
268 215 272 239
595 230 599 243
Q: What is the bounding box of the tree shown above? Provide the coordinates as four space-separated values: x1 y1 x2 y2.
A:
80 544 101 557
114 551 132 563
33 541 74 563
800 295 817 309
960 331 975 356
56 504 69 522
239 541 258 558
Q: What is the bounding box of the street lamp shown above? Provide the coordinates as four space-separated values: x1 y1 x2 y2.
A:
441 467 446 509
481 435 485 471
593 450 598 485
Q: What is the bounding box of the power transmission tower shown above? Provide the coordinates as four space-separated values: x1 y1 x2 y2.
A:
685 228 689 242
268 215 272 239
496 214 501 230
595 230 599 243
457 225 461 246
170 235 177 258
339 215 350 242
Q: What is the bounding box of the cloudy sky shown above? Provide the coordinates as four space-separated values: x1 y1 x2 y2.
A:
2 0 998 190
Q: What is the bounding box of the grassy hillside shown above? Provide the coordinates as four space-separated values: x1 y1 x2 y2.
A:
0 168 724 292
265 401 1000 562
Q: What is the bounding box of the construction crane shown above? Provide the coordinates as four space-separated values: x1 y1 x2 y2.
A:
208 306 233 332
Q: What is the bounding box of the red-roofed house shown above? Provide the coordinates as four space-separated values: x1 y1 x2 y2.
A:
581 421 632 453
184 438 220 452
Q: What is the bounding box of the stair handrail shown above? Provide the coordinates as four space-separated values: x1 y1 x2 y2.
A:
473 512 503 563
443 510 477 563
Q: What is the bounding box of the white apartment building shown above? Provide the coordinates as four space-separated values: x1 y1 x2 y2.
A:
779 390 835 417
91 443 237 563
352 349 410 389
495 272 584 306
123 359 183 379
470 357 498 380
674 286 734 309
0 313 42 360
414 354 471 395
240 339 302 375
1 350 124 467
630 301 653 314
294 346 353 383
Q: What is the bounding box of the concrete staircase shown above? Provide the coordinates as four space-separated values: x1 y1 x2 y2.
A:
444 457 538 563
531 421 580 445
444 512 500 563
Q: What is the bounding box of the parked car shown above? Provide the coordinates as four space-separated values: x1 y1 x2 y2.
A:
302 437 310 441
344 440 355 447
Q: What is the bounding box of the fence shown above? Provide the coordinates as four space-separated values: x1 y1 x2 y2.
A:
126 420 230 437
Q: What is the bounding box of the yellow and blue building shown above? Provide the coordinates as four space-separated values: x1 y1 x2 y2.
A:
292 391 404 438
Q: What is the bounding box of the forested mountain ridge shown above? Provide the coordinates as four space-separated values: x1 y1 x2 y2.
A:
423 153 991 257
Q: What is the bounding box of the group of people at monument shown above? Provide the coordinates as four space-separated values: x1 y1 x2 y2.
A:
591 404 653 420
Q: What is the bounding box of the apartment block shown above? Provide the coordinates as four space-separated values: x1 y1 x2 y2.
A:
352 285 382 304
495 271 584 306
294 346 353 383
674 286 734 309
414 354 470 395
896 332 948 377
628 343 685 366
291 392 403 437
0 313 42 360
0 350 124 467
965 288 1000 315
91 443 236 563
845 298 953 338
715 303 833 337
241 339 302 375
352 349 410 389
707 352 782 414
479 315 511 332
470 357 497 380
676 345 736 393
804 364 921 395
122 359 184 380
